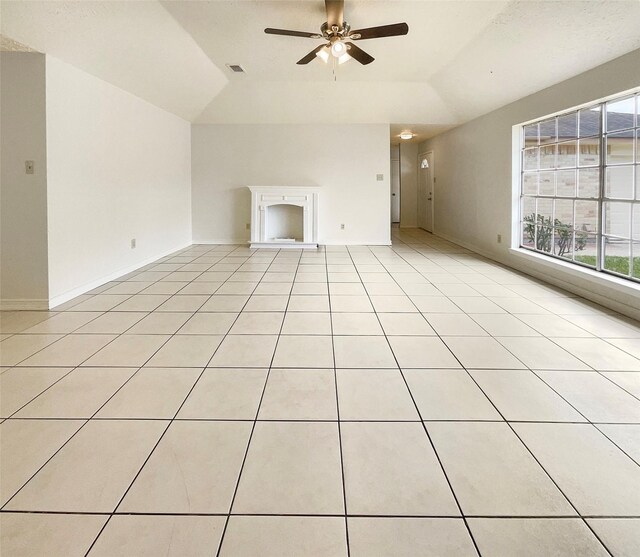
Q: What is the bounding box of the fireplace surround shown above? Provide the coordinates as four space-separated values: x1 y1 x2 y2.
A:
248 186 320 248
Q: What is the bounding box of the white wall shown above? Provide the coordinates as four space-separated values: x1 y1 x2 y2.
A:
0 53 49 308
45 56 192 305
419 49 640 319
191 124 390 245
399 142 418 228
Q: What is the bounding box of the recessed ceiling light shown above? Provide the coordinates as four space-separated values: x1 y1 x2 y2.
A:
400 132 414 140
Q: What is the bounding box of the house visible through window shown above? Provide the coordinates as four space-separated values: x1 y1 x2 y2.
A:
519 91 640 282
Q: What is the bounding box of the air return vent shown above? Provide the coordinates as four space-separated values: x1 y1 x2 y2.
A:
226 64 245 73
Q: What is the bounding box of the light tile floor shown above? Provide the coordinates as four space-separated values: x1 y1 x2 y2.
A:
1 228 640 556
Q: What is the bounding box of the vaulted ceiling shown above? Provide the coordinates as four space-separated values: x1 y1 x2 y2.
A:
2 0 640 135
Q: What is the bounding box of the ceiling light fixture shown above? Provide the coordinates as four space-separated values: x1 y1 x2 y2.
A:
316 46 330 63
331 41 351 64
400 132 414 140
330 41 346 57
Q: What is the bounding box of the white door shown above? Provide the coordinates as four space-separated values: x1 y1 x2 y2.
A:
417 151 434 232
390 159 400 223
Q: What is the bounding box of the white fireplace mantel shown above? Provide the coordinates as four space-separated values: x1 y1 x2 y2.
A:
248 186 320 249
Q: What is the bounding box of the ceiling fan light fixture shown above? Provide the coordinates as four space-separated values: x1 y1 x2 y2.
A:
400 132 414 140
316 46 330 63
330 40 347 58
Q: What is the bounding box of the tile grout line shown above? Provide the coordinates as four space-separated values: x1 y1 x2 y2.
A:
326 248 352 557
84 244 276 555
344 244 484 557
215 246 302 557
370 238 625 555
1 238 639 553
377 239 640 469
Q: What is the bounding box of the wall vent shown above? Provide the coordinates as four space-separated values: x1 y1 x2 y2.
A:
226 64 245 73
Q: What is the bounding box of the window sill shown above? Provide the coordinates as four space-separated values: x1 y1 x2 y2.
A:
509 247 640 298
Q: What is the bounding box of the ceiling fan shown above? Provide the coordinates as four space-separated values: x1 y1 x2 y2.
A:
264 0 409 66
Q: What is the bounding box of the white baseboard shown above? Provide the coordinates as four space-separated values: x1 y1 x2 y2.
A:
48 241 192 309
194 239 393 247
192 239 247 245
323 241 392 246
0 299 50 311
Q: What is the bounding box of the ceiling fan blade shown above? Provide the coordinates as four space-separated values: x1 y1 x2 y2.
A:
345 42 374 65
350 22 409 40
325 0 344 27
297 45 326 65
265 28 322 38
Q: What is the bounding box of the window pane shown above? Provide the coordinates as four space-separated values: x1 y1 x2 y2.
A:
556 170 576 197
575 200 598 233
557 112 577 141
579 106 601 138
574 233 597 267
606 131 634 165
578 168 600 198
637 130 640 163
604 201 631 238
522 172 538 195
539 119 557 145
524 123 539 147
633 242 640 279
522 195 536 213
578 137 599 166
537 197 553 220
536 224 553 253
536 198 553 253
606 166 634 199
554 199 573 227
521 197 536 243
521 223 535 249
539 172 555 196
554 227 573 259
540 145 556 169
523 147 538 170
557 141 577 168
634 204 640 240
603 237 630 276
606 96 635 132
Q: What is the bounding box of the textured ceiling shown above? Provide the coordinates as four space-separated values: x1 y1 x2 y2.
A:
2 0 640 129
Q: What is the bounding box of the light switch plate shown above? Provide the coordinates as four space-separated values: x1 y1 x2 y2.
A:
376 173 384 181
25 160 34 174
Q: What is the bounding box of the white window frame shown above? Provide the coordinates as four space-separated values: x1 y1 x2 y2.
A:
511 86 640 288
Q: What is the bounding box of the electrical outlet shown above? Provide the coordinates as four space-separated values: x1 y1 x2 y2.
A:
130 238 136 249
376 174 384 181
246 223 251 230
497 234 502 244
25 160 34 174
341 224 345 230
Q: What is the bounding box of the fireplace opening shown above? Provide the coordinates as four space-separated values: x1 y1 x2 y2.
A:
266 204 304 242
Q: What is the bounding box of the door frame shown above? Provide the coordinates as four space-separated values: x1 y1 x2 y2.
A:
417 150 435 233
390 148 401 224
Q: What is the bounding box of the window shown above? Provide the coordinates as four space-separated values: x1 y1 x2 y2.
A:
519 91 640 282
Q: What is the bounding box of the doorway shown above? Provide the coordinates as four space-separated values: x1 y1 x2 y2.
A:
417 151 434 232
390 146 400 223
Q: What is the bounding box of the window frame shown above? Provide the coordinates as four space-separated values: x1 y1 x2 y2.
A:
516 88 640 284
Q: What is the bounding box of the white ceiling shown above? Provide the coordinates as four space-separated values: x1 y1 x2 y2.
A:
2 0 640 134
